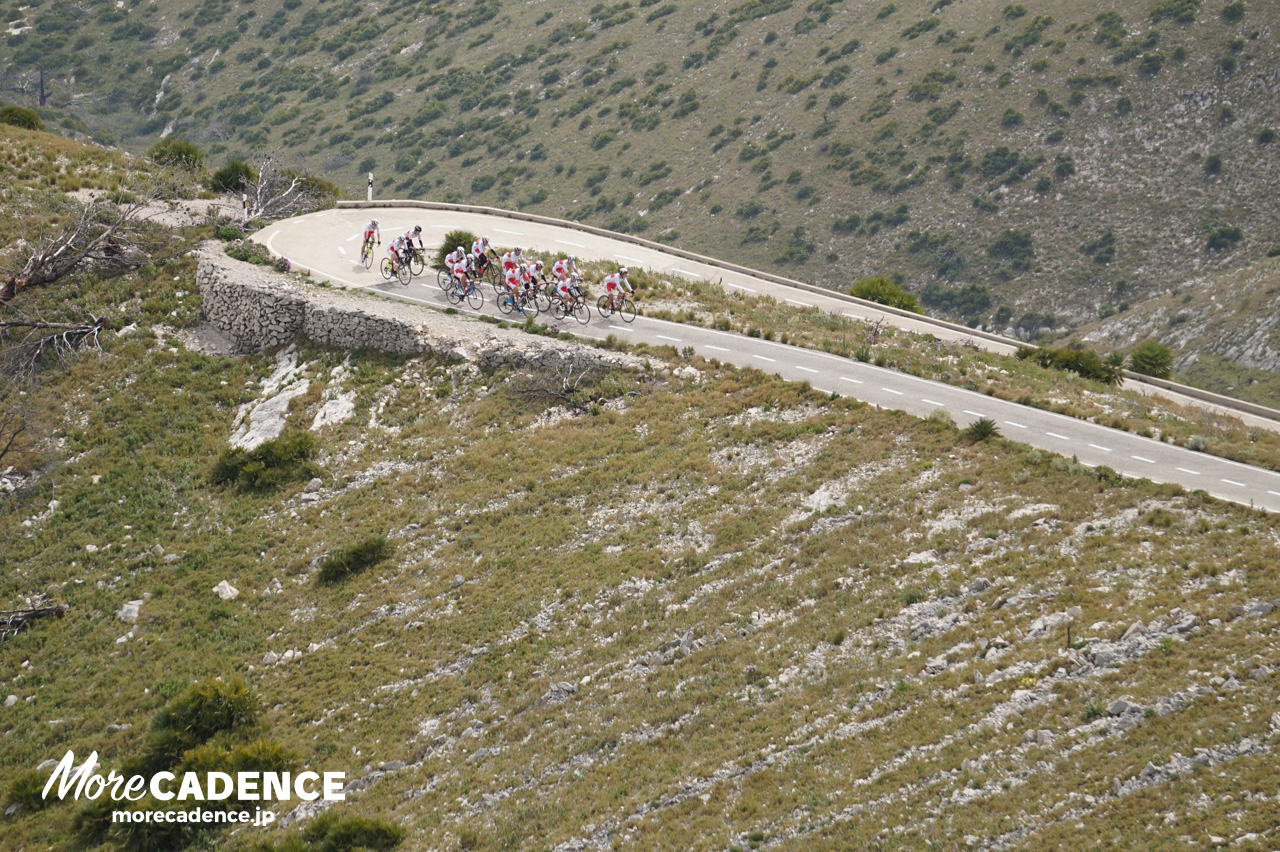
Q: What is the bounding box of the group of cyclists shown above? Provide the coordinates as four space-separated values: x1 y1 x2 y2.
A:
360 219 636 319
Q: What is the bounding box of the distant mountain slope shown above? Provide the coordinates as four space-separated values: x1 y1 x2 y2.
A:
5 0 1277 337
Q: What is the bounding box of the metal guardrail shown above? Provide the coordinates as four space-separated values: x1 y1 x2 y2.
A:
336 199 1280 428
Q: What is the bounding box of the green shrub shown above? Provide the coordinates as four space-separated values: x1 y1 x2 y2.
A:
0 104 44 130
1016 345 1125 385
848 276 923 313
1204 153 1223 175
317 536 395 585
210 159 256 192
151 677 259 741
211 433 317 493
1150 0 1199 23
1128 340 1175 378
1221 2 1244 22
1206 225 1241 250
921 284 992 316
963 417 1001 442
1186 434 1209 451
435 229 478 269
148 137 206 171
1082 701 1104 721
7 769 54 813
987 229 1035 271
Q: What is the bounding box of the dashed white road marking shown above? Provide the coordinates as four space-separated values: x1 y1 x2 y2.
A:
962 410 986 419
1176 467 1200 476
608 325 628 331
615 254 644 263
555 239 585 248
725 282 757 293
1045 432 1070 440
796 365 819 374
1269 491 1280 497
1004 420 1027 429
493 228 523 235
839 376 864 384
921 399 944 407
785 298 813 307
1131 455 1156 464
882 387 904 395
337 246 347 255
1088 443 1113 453
753 355 777 363
672 268 703 278
705 345 731 352
656 335 682 342
1222 479 1246 487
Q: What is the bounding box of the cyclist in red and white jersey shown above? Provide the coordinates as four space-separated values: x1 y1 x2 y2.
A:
445 246 470 285
551 255 579 282
388 234 409 269
501 246 524 273
362 219 381 247
602 267 632 305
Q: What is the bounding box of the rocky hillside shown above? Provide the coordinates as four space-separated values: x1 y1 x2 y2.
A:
3 0 1278 341
3 248 1280 851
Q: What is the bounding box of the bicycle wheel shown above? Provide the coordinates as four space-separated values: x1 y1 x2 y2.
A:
396 262 412 286
596 294 613 317
445 283 463 305
361 242 373 269
465 284 484 311
572 300 590 324
410 251 425 276
380 258 393 280
617 299 636 323
437 269 450 291
519 293 539 318
497 291 515 315
550 298 568 320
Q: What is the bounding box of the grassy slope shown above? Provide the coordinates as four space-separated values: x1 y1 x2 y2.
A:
4 0 1279 339
3 128 1280 851
1 163 1280 850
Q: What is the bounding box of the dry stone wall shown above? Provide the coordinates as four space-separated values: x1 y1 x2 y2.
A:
195 243 648 372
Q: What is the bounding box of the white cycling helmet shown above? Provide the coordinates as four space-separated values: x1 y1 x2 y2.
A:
456 246 466 253
482 235 491 244
535 260 544 271
619 267 628 275
514 246 523 254
568 255 576 263
414 225 422 233
371 218 379 226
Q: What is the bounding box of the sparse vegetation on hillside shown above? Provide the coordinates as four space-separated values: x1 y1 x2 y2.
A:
1 0 1276 344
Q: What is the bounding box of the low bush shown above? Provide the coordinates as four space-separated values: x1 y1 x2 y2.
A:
435 229 478 270
847 276 922 313
211 433 317 493
210 159 256 192
1016 345 1125 385
0 104 43 130
225 239 291 272
148 138 206 171
317 536 395 585
963 417 1001 441
1128 340 1175 378
6 770 53 813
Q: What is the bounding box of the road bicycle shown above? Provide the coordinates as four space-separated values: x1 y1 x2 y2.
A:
550 289 591 325
446 276 484 310
360 236 375 269
379 256 411 286
597 292 636 323
404 244 426 277
496 284 540 318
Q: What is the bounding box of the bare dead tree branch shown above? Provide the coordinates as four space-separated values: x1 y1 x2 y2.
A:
0 603 67 647
1 312 109 380
1 172 183 304
233 151 338 221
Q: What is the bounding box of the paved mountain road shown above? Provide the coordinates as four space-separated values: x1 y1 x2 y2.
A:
256 205 1280 513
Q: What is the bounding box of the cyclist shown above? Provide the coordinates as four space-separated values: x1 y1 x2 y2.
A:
551 255 579 283
401 225 424 266
445 245 470 288
387 233 409 273
362 219 381 252
602 267 632 309
501 246 524 273
525 259 546 286
471 235 494 274
554 273 582 308
503 263 532 312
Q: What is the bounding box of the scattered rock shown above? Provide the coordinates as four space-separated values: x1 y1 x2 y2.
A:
117 600 143 623
3 695 17 708
304 478 323 493
967 577 991 594
213 580 239 601
106 723 132 733
535 682 578 708
1107 698 1138 716
1230 602 1274 619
